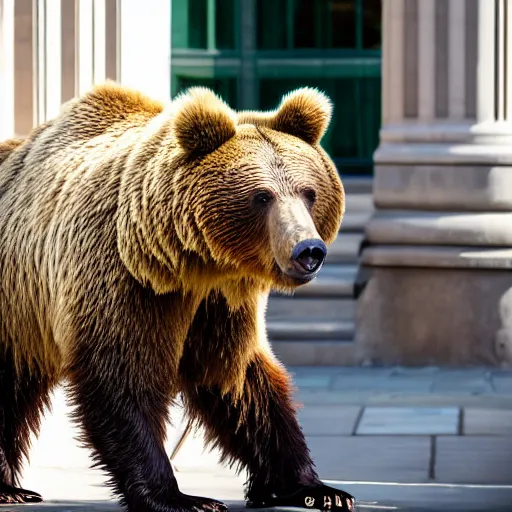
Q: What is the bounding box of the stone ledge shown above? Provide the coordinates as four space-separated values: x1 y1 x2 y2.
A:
266 297 355 322
272 340 359 366
361 245 512 270
290 265 357 298
365 211 512 246
268 320 354 341
339 176 374 195
379 120 512 144
340 211 373 232
344 193 374 212
327 233 363 264
372 164 512 211
375 142 512 165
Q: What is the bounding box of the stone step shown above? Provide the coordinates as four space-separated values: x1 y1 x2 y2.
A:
284 264 357 298
268 320 354 341
326 232 363 264
271 340 358 366
340 210 373 232
344 193 374 213
267 297 355 321
342 176 374 195
365 210 512 246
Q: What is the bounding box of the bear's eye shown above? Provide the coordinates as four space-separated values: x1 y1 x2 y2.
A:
302 187 317 207
252 190 274 207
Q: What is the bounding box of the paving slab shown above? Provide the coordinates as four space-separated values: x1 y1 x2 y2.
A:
389 366 442 377
492 374 512 393
294 389 512 408
332 375 433 393
298 405 361 435
431 375 493 394
289 366 353 376
357 407 459 435
463 408 512 435
12 482 512 512
292 373 334 389
436 436 512 484
12 487 512 512
328 482 512 512
306 435 431 483
12 367 512 511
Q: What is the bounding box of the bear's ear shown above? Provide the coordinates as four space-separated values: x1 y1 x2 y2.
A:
173 87 237 157
272 87 332 145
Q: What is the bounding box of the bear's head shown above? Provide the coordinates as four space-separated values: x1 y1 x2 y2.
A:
169 86 345 294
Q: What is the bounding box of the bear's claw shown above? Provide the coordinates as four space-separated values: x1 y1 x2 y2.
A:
176 493 229 512
246 483 356 511
0 482 43 504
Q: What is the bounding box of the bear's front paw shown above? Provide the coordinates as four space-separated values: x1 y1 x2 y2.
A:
0 482 43 504
130 491 228 512
175 492 229 512
246 483 355 511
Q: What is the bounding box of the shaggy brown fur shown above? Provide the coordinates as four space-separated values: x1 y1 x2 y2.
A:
0 81 349 511
0 139 23 167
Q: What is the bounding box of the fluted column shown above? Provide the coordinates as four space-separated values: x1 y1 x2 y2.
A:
0 0 171 139
357 0 512 366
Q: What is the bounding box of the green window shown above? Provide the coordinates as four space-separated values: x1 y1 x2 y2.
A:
171 0 382 176
172 0 236 50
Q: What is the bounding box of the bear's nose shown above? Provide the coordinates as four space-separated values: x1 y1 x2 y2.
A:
291 239 327 274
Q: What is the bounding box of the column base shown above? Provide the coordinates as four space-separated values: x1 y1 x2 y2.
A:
355 260 512 367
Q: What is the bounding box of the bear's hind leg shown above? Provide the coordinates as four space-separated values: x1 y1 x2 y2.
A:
66 333 228 512
0 346 53 504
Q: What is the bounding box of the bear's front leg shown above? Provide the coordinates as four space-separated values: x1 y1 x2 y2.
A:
66 339 228 512
182 350 355 511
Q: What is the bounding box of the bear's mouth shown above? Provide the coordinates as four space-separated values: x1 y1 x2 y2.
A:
272 261 318 287
286 269 318 285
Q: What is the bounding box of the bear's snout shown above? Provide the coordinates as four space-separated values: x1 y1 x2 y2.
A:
267 196 327 285
291 238 327 275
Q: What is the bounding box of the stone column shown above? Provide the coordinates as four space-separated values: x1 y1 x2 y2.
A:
356 0 512 366
0 0 35 138
0 0 171 139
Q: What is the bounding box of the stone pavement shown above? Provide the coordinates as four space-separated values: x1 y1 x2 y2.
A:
12 366 512 511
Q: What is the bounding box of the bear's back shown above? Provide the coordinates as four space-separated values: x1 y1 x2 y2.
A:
0 84 171 347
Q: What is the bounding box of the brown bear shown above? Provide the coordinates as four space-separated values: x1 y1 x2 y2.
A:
0 82 353 511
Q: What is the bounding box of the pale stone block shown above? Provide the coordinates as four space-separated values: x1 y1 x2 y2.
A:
357 407 459 435
361 245 512 270
492 374 512 393
464 408 512 435
333 375 432 393
372 164 512 211
431 372 493 394
436 436 512 484
298 405 361 435
306 435 431 483
293 374 333 389
366 211 512 246
356 266 512 366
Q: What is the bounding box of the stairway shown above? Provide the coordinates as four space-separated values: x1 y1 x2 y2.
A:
268 178 374 366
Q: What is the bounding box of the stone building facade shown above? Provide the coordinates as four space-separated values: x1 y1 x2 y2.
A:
358 0 512 366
